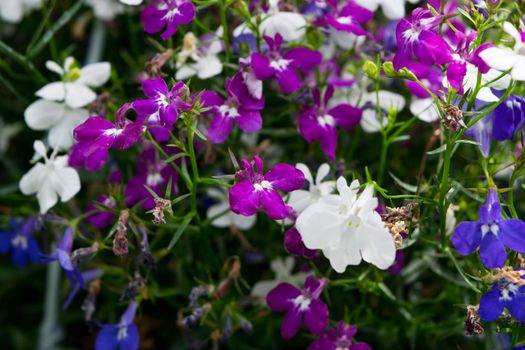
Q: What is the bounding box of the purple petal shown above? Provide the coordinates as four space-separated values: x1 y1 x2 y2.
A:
507 293 525 321
318 125 338 159
200 90 224 108
264 164 305 192
479 233 506 268
303 299 329 335
266 283 301 311
499 219 525 253
236 109 262 133
260 189 292 219
479 189 501 223
73 116 113 142
329 104 362 129
133 99 158 115
451 221 482 256
447 61 467 93
59 228 74 252
229 182 261 216
142 78 168 97
0 232 13 253
479 284 504 322
208 114 234 144
420 30 453 65
281 309 302 339
276 67 302 93
95 326 119 350
251 53 274 80
284 48 322 74
159 105 179 126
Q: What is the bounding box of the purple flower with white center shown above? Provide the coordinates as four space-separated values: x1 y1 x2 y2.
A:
308 321 372 350
229 155 305 220
86 195 117 229
452 189 525 268
284 227 319 259
125 145 178 210
239 57 263 100
201 72 264 144
95 301 140 350
140 0 195 40
251 34 322 93
324 0 373 37
392 8 443 70
0 217 41 267
298 85 362 159
479 276 525 322
133 78 191 142
69 107 144 171
266 276 329 339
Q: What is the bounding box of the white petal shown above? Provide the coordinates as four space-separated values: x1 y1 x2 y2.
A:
0 0 23 23
375 90 406 110
45 61 64 75
78 62 111 87
25 99 66 130
410 98 439 123
296 203 347 249
19 163 47 195
64 57 75 72
479 47 518 71
259 12 306 42
295 163 314 184
354 0 380 11
47 108 88 150
476 87 499 103
206 187 226 201
360 109 384 133
37 178 59 214
251 280 278 299
36 82 66 102
323 232 361 273
288 190 312 213
33 140 48 159
379 0 406 19
232 212 256 230
332 30 365 49
65 82 97 108
120 0 142 4
315 163 330 185
197 55 223 80
207 202 232 227
175 64 197 81
511 59 525 81
503 21 523 51
50 166 81 202
357 214 396 269
233 22 252 37
482 68 511 90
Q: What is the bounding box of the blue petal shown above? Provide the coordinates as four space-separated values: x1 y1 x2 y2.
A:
451 221 482 256
499 219 525 253
479 189 502 223
120 302 138 326
58 228 74 253
95 326 119 350
11 247 29 267
506 291 525 321
118 324 139 350
479 284 504 321
0 232 14 254
479 233 506 268
27 237 41 263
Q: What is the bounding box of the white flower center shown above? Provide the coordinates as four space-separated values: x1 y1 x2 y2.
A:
293 294 311 311
219 104 240 119
147 172 164 187
270 59 291 72
162 8 181 21
317 114 336 127
346 214 362 230
402 28 420 43
103 128 124 137
11 235 28 249
337 16 352 25
254 180 272 191
481 223 499 237
117 325 128 341
156 93 170 108
500 283 519 301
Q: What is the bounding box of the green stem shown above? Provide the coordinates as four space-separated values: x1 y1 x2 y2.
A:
186 122 202 224
445 248 481 293
439 135 453 247
0 41 46 83
378 133 388 185
219 0 231 63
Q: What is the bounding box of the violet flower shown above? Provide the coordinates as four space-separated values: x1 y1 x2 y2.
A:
133 78 191 142
125 145 178 209
64 268 103 309
69 107 144 171
140 0 195 40
298 85 362 159
86 195 117 229
95 301 140 350
452 189 525 268
284 227 318 259
324 0 373 38
392 8 442 70
266 276 329 339
41 228 84 287
201 72 264 144
479 276 525 322
251 33 322 93
229 155 305 220
308 321 372 350
0 217 41 267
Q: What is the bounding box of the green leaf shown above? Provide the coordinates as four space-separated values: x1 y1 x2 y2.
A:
377 282 396 301
427 144 447 155
167 214 194 250
389 172 417 193
144 185 161 200
171 193 191 205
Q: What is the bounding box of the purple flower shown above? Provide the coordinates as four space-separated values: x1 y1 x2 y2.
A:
479 276 525 322
86 195 117 229
387 250 406 275
125 144 179 210
201 72 264 144
229 155 305 220
266 276 329 339
69 108 144 171
284 227 319 259
0 217 41 267
95 301 140 350
298 85 362 159
392 8 442 70
405 62 442 98
324 0 373 37
251 34 322 93
452 189 525 268
140 0 195 40
133 78 191 142
308 321 371 350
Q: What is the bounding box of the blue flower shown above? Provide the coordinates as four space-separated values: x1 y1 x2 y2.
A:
0 217 41 267
95 301 140 350
479 279 525 322
64 268 103 310
452 189 525 268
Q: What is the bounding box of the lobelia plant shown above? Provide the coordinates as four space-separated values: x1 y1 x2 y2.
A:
4 0 525 349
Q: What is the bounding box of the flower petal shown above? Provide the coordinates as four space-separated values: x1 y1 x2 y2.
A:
498 219 525 253
36 82 66 102
266 282 301 311
78 62 111 87
451 221 482 256
479 233 506 268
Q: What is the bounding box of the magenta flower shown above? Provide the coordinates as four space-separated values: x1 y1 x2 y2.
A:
308 321 371 350
251 34 322 93
393 8 442 70
201 72 264 144
133 78 191 142
86 195 117 229
298 85 361 159
140 0 195 40
284 227 319 259
267 276 329 339
324 0 373 37
229 155 304 220
125 145 178 209
69 107 144 171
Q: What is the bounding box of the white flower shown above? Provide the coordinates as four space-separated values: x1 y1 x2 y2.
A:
360 90 406 133
175 31 223 81
36 57 111 109
120 0 142 4
410 98 439 123
0 117 22 154
461 64 512 102
206 187 256 230
251 257 311 301
355 0 419 20
19 141 81 214
288 163 335 214
0 0 41 23
296 177 396 272
86 0 124 20
479 22 525 81
24 100 89 150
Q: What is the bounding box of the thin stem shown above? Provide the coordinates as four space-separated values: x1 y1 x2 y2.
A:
38 259 63 350
186 121 202 224
219 0 231 63
0 41 46 83
439 135 453 247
